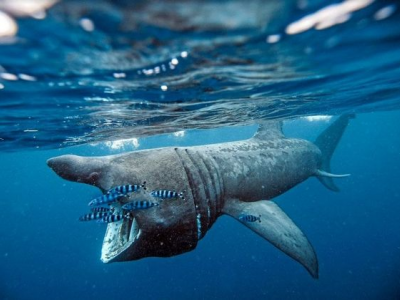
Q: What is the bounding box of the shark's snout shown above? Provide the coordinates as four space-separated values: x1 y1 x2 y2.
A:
47 155 104 185
46 157 55 169
46 155 78 180
47 156 66 173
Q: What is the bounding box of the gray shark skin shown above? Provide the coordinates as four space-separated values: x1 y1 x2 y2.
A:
47 115 353 279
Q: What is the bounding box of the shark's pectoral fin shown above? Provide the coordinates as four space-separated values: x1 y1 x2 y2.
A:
222 199 319 279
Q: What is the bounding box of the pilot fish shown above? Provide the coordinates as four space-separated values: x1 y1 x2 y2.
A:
238 214 261 223
122 200 159 211
79 212 110 221
150 190 185 200
91 207 111 213
99 213 131 223
88 192 124 207
107 182 146 195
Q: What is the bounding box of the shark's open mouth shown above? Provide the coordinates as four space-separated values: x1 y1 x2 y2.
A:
101 208 141 263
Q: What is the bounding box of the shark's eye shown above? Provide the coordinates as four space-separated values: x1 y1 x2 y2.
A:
87 172 99 183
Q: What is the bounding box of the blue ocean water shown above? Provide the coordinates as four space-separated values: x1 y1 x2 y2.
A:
0 0 399 299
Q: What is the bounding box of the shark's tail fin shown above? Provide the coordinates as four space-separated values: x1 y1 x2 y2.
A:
314 114 354 192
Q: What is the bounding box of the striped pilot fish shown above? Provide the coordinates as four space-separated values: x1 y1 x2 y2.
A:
88 192 124 207
98 213 131 223
91 207 111 213
107 182 147 195
238 214 262 223
150 190 185 200
79 212 110 222
122 200 159 211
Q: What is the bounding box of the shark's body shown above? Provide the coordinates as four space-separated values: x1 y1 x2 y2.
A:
47 115 353 278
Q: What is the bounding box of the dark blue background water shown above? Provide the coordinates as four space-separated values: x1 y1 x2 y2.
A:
0 0 400 299
1 112 399 299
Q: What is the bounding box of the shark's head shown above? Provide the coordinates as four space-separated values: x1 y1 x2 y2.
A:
47 155 106 186
47 152 199 263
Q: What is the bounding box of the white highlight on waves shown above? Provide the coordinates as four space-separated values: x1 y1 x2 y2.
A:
374 5 397 21
104 138 140 150
173 131 185 137
266 34 281 44
113 73 126 79
0 11 17 38
0 0 57 17
285 0 375 35
79 18 95 32
19 74 36 81
303 115 333 122
0 72 17 80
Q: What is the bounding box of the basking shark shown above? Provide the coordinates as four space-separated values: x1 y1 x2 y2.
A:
47 115 353 278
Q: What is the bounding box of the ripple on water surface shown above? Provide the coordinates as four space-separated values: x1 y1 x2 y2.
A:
0 0 399 150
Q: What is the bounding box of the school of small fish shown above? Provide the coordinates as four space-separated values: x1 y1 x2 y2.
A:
78 182 262 226
78 182 186 224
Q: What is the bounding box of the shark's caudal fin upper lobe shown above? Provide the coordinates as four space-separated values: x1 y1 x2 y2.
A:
222 199 319 279
314 114 354 192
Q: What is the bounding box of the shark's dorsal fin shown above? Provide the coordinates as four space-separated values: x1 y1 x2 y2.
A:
253 121 284 140
222 199 318 278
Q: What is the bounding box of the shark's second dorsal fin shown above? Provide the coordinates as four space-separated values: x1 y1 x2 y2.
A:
222 199 318 279
253 121 284 140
